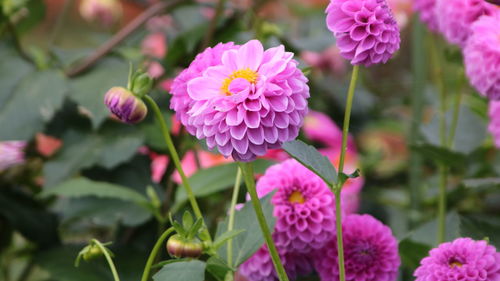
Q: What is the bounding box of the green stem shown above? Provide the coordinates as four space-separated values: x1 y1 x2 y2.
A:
238 162 289 281
227 168 242 268
334 65 359 281
140 227 175 281
143 95 212 243
337 65 359 175
91 240 120 281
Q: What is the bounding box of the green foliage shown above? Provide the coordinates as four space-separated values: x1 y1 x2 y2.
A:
283 140 337 185
216 193 276 267
410 144 466 168
0 70 67 141
459 215 500 248
153 260 206 281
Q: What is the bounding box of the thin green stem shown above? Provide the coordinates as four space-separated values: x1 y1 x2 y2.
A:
437 165 448 243
238 162 289 281
227 168 242 268
337 65 359 175
140 227 175 281
143 95 212 243
333 65 359 281
447 70 465 148
91 240 120 281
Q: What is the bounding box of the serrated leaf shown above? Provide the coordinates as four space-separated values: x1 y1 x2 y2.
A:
153 260 206 281
69 58 128 128
40 177 148 205
213 229 246 250
174 159 274 204
43 125 143 187
410 144 466 168
0 70 67 141
216 193 276 266
282 140 337 185
459 215 500 248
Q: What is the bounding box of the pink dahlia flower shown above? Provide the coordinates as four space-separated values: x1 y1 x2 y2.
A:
325 0 401 66
489 101 500 147
413 0 438 31
256 159 336 253
0 141 27 171
464 12 500 100
435 0 497 47
238 245 313 281
414 237 500 281
315 214 400 281
170 40 310 161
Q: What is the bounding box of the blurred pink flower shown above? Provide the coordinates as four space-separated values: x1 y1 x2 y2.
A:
146 61 165 79
387 0 412 29
301 45 346 76
172 150 233 183
303 111 343 147
0 141 27 171
141 32 167 59
413 0 438 31
79 0 122 27
36 133 62 158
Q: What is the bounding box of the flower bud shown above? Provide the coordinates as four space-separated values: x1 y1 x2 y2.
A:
82 244 103 261
131 72 154 98
104 87 147 124
166 234 203 258
79 0 122 28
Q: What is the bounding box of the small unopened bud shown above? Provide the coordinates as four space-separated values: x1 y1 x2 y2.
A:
131 72 154 98
82 244 103 261
166 234 203 258
79 0 122 27
104 87 147 124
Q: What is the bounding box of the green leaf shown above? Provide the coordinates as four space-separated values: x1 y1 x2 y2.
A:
206 256 232 281
462 178 500 190
182 211 194 230
216 193 276 266
282 140 337 185
0 44 33 106
174 159 274 204
459 215 500 248
39 177 148 205
398 239 431 270
213 229 246 250
405 212 460 246
153 260 206 281
69 58 128 128
0 70 67 141
187 218 203 239
43 125 144 187
410 144 466 168
14 0 45 33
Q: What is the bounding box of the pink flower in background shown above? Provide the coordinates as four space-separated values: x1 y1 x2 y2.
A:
238 245 313 281
464 12 500 100
255 159 337 253
150 152 169 183
387 0 412 28
301 45 346 76
141 32 167 59
315 214 400 281
170 40 310 161
79 0 122 27
172 150 233 183
435 0 497 46
412 0 438 31
414 237 500 281
488 101 500 147
146 61 165 79
325 0 401 66
36 133 62 157
302 111 343 147
0 141 27 171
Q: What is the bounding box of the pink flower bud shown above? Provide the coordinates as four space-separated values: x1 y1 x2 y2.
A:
104 87 147 124
79 0 122 27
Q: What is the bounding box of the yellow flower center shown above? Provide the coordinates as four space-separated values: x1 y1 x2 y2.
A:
449 260 463 268
220 68 258 96
288 191 305 204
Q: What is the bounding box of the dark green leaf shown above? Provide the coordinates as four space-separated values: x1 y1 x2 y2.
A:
410 144 465 168
459 215 500 248
43 125 143 187
153 260 206 281
40 177 148 205
14 0 46 33
216 193 276 266
405 212 460 246
399 239 431 270
69 58 128 128
206 256 232 281
283 140 337 185
0 70 67 141
0 44 33 106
